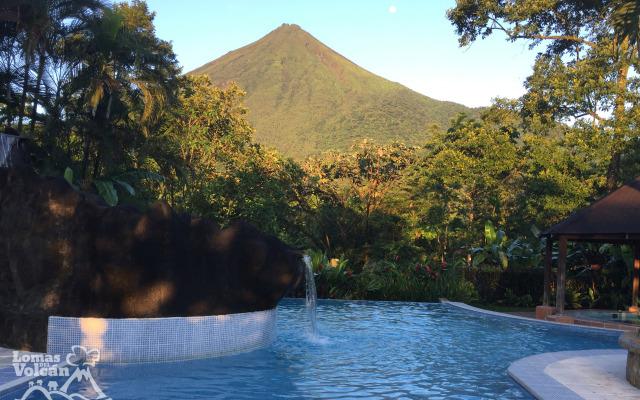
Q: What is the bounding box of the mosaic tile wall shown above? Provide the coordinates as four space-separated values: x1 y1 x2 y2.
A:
47 308 277 363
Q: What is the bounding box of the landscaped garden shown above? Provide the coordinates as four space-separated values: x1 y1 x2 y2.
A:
2 0 640 312
295 221 637 313
4 2 640 399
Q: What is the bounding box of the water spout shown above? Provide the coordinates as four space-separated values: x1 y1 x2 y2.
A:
0 134 19 168
302 255 318 337
0 133 29 169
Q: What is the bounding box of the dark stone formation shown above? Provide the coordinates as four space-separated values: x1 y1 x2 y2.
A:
620 332 640 389
0 164 304 351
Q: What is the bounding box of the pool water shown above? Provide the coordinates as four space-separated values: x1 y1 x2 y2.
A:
584 311 640 323
4 299 622 399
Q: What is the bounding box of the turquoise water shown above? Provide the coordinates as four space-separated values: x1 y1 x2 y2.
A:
583 311 640 323
3 299 622 399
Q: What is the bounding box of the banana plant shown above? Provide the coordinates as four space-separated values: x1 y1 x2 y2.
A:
94 170 164 206
470 221 543 269
471 220 508 269
63 167 79 190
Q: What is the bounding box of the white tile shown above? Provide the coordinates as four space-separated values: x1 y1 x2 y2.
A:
46 308 277 363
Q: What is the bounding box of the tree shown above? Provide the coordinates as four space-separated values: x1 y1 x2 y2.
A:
447 0 640 192
515 133 596 229
0 0 105 131
0 2 23 127
192 146 310 243
63 0 181 183
304 140 416 263
610 0 640 54
162 74 255 208
159 74 312 244
410 113 521 252
172 76 254 170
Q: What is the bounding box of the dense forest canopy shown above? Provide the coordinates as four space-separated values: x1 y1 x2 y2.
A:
449 0 640 191
2 0 640 307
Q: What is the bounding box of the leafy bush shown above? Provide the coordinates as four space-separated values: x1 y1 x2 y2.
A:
305 248 354 299
296 251 478 303
461 266 502 303
469 221 543 269
297 239 632 311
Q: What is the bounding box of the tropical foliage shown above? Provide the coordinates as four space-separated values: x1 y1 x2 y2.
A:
300 249 479 303
2 0 639 308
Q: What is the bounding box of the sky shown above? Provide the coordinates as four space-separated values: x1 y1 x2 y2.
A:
145 0 542 108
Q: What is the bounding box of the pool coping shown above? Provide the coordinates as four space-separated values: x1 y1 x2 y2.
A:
507 348 629 400
439 300 631 332
440 300 639 400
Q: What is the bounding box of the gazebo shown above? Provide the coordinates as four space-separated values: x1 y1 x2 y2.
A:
538 176 640 318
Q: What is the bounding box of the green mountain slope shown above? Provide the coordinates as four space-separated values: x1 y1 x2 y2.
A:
190 23 482 157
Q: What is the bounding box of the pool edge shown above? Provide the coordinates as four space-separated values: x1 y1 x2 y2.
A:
507 349 628 400
439 299 631 332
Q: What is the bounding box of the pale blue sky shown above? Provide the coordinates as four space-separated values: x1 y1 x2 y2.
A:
146 0 541 108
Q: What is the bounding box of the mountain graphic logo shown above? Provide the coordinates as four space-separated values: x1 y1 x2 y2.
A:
12 346 111 400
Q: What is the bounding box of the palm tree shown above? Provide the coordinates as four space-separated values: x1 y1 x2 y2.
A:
77 3 180 125
5 0 105 133
68 1 181 180
610 0 640 54
27 0 107 134
0 2 22 128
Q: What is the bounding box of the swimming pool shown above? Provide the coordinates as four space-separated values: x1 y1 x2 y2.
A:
3 299 622 399
583 311 640 324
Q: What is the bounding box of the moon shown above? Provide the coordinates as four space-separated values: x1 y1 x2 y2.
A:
389 5 397 13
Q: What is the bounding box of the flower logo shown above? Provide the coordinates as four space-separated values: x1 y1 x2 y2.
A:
66 345 101 367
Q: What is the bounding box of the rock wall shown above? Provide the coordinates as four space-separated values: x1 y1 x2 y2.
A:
0 165 303 351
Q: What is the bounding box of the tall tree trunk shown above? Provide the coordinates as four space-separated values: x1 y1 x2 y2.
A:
29 47 47 134
3 36 17 127
606 150 622 192
49 72 65 147
608 61 630 192
81 133 91 181
17 59 31 132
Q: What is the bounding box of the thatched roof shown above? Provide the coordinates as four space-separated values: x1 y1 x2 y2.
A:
540 176 640 243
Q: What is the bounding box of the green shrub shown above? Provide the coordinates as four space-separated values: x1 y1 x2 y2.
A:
296 250 478 303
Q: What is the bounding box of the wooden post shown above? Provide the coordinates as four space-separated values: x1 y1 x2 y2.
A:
543 238 552 307
535 237 557 320
631 244 640 312
555 236 568 315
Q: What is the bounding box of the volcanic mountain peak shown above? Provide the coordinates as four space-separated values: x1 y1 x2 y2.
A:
190 24 482 158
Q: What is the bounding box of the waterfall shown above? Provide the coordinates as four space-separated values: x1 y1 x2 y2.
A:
302 255 318 337
0 134 19 168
